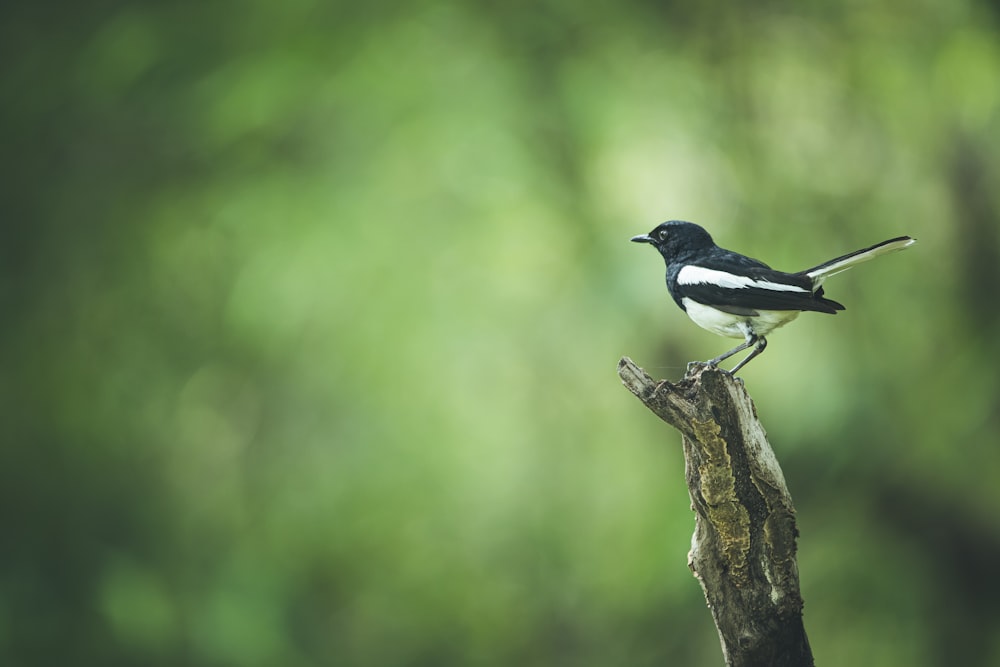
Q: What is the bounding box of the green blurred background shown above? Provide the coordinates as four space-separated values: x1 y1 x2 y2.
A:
3 1 1000 665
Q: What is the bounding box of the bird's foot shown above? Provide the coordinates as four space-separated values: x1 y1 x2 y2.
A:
691 359 745 385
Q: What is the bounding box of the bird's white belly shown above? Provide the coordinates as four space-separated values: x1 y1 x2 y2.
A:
681 298 800 339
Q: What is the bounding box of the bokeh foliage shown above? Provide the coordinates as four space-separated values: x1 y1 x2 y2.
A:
3 1 1000 665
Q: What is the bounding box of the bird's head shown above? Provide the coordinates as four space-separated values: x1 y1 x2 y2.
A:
631 220 715 260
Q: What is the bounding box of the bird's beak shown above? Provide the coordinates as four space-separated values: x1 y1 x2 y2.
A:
630 234 653 244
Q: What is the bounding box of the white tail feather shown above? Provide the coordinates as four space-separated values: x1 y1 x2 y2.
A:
804 236 915 286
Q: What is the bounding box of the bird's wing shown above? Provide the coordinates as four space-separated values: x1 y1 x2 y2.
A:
676 260 843 314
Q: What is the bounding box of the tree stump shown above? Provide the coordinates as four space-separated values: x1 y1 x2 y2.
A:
618 356 813 667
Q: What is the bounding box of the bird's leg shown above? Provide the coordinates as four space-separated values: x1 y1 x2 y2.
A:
707 334 758 367
728 336 768 375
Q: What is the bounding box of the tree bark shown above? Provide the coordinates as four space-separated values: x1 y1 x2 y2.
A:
617 357 813 667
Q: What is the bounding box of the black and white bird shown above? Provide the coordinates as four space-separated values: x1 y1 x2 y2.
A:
631 221 915 374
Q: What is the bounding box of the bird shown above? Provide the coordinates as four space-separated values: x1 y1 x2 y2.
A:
631 220 915 374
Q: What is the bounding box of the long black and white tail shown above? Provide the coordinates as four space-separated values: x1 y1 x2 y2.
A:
801 236 915 286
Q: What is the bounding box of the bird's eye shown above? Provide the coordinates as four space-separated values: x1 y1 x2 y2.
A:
658 230 669 240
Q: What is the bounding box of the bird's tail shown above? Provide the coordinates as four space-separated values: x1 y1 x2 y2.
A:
801 236 915 286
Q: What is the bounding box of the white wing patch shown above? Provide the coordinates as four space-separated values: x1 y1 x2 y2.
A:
677 266 809 293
